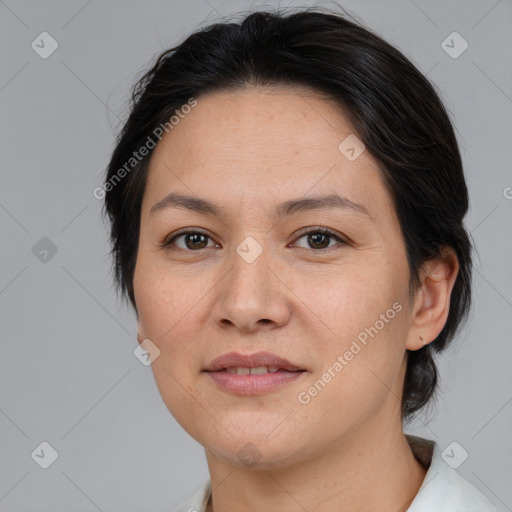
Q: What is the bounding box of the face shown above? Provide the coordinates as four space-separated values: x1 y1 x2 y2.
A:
134 85 416 468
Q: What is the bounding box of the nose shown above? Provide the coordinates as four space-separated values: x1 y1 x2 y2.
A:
211 243 291 333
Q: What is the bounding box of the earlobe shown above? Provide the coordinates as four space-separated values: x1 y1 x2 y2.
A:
406 247 459 351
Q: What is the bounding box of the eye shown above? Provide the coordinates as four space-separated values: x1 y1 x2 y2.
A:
160 230 219 251
159 227 348 252
291 227 347 250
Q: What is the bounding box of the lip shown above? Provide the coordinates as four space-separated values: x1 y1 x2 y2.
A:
203 351 307 396
203 351 303 372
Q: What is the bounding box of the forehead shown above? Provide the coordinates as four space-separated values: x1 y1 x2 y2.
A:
161 85 357 160
142 85 392 221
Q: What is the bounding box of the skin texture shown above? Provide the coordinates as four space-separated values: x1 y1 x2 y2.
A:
133 85 459 512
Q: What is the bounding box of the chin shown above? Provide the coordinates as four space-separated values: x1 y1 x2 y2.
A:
197 420 315 470
205 439 307 470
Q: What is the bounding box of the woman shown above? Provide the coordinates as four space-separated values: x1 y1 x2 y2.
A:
102 6 497 511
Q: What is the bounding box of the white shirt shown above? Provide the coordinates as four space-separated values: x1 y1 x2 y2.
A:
175 435 497 511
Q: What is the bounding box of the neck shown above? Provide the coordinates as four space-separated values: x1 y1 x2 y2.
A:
204 408 427 512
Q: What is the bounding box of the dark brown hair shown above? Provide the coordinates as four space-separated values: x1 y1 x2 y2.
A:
102 6 473 421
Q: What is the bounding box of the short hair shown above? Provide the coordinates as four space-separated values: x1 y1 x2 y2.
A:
102 6 473 422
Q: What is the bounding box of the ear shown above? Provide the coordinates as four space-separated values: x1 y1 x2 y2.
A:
406 246 460 351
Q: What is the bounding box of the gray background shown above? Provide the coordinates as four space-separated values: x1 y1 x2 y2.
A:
1 0 511 510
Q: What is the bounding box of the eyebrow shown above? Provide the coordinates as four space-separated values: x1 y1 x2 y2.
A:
149 192 373 220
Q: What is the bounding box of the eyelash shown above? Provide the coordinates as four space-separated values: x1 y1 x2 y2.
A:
158 227 348 252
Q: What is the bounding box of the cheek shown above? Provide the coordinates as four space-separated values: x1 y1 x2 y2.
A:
134 261 209 437
290 260 404 346
134 256 211 343
294 322 407 443
150 357 210 445
133 259 208 398
290 267 408 411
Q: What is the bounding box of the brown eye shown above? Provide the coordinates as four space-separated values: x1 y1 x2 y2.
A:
161 231 217 251
293 228 346 250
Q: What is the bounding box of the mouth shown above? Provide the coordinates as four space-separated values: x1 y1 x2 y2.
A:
203 351 304 372
219 366 294 374
203 352 307 396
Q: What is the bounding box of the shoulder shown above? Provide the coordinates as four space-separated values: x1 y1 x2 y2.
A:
406 435 498 512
